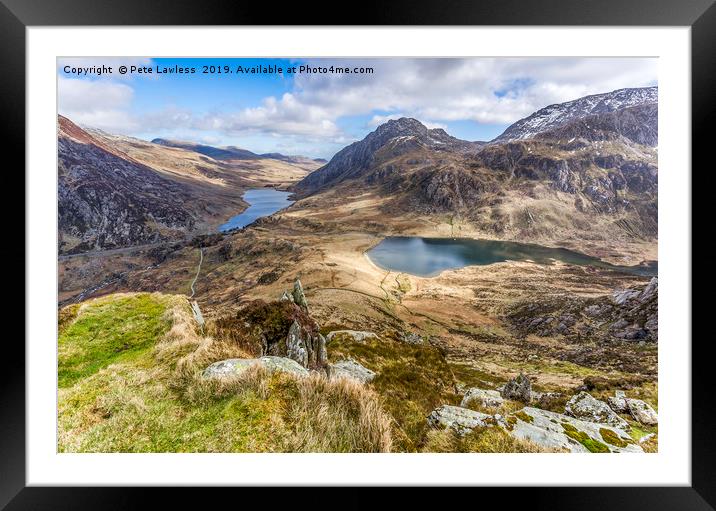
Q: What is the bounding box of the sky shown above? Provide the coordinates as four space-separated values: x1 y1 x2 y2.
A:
58 57 657 160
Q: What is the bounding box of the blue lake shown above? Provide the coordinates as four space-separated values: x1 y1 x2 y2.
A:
366 236 657 278
218 188 293 232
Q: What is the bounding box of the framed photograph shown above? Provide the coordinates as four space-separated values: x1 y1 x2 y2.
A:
5 0 711 507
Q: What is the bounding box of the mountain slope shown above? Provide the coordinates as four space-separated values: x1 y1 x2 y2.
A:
58 116 318 254
291 89 658 246
152 138 262 160
493 87 657 142
295 117 484 194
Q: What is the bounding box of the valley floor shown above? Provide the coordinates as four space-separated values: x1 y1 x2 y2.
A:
58 203 658 453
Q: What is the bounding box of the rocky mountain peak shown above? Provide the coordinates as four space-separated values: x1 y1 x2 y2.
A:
494 86 657 142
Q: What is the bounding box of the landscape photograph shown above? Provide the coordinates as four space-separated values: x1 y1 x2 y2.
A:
57 57 659 453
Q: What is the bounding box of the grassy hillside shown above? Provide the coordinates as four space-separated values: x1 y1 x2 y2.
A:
58 293 392 452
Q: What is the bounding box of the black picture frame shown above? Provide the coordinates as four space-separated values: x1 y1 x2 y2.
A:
3 0 711 508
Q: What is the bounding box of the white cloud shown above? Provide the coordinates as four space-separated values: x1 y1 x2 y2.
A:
58 76 139 132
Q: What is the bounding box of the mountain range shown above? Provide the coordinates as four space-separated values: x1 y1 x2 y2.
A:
58 116 319 254
294 86 657 242
58 86 657 254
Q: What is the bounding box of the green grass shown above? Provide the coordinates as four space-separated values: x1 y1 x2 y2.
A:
58 294 171 388
58 293 392 453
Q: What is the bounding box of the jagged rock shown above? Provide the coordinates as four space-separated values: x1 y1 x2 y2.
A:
330 359 376 384
461 388 504 409
203 356 309 379
507 407 641 453
325 330 378 343
279 291 294 303
286 320 309 367
627 398 658 425
292 279 308 310
427 405 495 435
234 299 326 370
565 392 630 430
501 373 532 403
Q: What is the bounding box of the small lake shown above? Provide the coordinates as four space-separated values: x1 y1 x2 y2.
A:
218 188 293 232
366 236 657 277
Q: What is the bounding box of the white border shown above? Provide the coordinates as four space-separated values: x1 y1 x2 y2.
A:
27 27 691 485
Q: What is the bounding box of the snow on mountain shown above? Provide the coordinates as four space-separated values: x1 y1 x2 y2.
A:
493 87 657 142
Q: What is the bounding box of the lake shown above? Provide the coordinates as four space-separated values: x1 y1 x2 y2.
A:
366 236 657 277
218 188 293 232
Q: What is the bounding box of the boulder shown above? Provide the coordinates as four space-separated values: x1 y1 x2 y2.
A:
330 359 376 384
427 405 495 436
279 291 294 303
501 373 532 403
507 407 641 453
461 388 504 409
203 356 309 379
627 398 658 425
325 330 378 344
607 390 630 413
565 392 630 430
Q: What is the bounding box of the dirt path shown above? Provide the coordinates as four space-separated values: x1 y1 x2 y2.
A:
189 248 204 298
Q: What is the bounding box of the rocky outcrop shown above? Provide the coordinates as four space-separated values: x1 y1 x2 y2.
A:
565 392 630 430
426 404 642 452
203 356 309 379
228 296 327 370
507 277 658 343
461 388 504 409
501 373 532 403
427 405 495 435
507 407 641 453
330 359 376 384
292 279 309 310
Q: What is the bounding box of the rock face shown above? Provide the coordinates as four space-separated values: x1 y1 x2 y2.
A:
461 388 504 409
427 405 495 436
508 407 641 453
330 359 376 384
565 392 630 430
325 330 379 344
501 373 532 403
203 356 309 379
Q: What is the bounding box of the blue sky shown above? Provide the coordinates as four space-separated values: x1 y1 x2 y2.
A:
58 57 657 159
